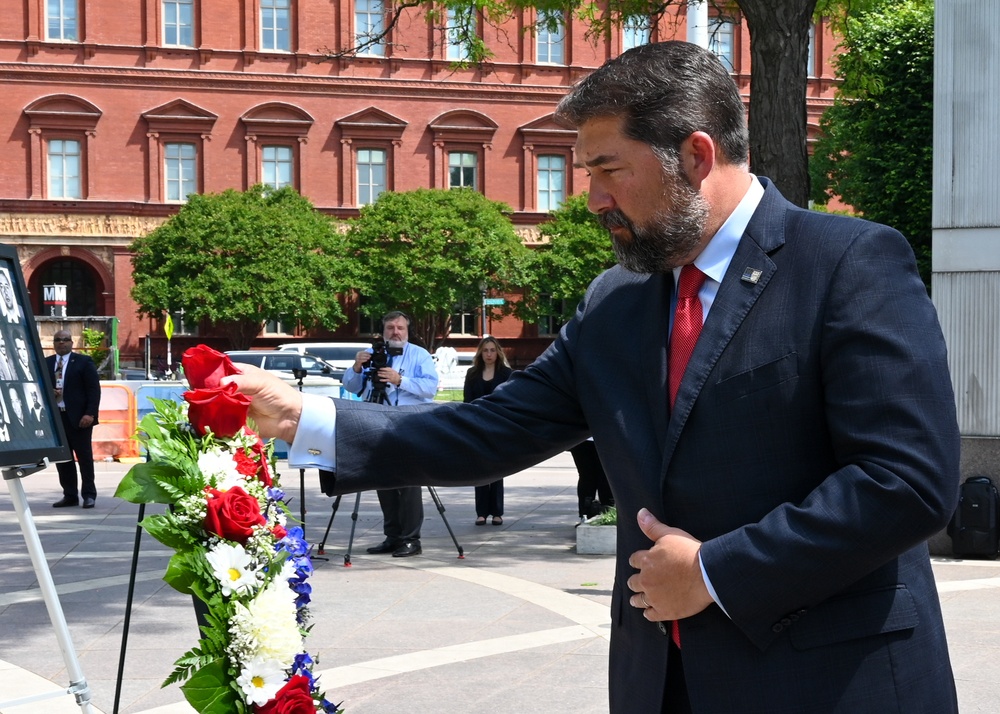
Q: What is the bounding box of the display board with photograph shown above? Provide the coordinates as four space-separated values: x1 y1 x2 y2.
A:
0 244 70 469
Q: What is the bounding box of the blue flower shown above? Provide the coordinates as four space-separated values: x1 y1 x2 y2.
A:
279 528 310 557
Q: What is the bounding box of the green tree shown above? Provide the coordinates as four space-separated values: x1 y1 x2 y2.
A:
333 0 883 208
809 0 933 281
520 193 616 325
344 188 531 350
130 185 350 349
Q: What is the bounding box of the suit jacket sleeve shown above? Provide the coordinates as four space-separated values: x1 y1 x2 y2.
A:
80 354 101 419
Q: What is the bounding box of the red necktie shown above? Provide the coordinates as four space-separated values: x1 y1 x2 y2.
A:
668 264 707 408
667 264 706 648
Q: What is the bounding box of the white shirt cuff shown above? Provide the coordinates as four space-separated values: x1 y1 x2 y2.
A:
699 551 730 618
287 393 337 471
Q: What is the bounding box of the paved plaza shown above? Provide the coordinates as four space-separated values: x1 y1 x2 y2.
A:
1 452 1000 713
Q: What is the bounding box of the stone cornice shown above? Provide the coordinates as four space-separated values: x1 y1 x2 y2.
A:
0 62 575 104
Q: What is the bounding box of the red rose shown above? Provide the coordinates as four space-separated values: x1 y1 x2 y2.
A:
271 523 287 540
254 675 315 714
204 486 266 543
234 450 259 478
185 383 251 438
249 436 273 486
182 345 242 389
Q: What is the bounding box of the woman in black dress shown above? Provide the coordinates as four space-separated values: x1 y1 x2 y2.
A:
463 335 513 525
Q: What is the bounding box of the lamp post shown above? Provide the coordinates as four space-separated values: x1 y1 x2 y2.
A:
478 280 487 337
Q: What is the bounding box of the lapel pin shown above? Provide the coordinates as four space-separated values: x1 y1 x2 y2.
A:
741 267 763 284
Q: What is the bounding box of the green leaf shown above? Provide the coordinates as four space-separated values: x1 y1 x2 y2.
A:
115 461 187 504
164 550 202 595
181 659 241 714
140 513 193 550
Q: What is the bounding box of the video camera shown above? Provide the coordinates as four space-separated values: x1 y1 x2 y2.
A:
365 335 404 400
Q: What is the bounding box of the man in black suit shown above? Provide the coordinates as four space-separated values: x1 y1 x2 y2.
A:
227 42 960 714
47 329 101 509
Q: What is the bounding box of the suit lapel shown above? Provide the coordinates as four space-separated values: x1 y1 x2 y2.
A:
659 181 789 481
640 272 673 444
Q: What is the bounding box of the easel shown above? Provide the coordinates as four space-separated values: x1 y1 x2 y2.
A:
316 487 464 566
1 460 94 712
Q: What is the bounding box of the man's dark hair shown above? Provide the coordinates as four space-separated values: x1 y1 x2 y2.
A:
554 41 749 166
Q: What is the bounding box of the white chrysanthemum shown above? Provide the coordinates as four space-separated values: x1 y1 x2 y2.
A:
235 656 287 706
205 542 259 597
238 577 303 665
197 448 243 489
278 558 297 583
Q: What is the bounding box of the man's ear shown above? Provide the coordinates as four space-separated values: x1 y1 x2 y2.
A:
681 131 716 188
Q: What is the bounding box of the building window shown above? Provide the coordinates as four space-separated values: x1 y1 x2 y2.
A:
165 142 197 202
264 319 290 335
47 0 78 41
446 7 473 61
261 0 291 52
448 152 478 190
451 299 477 336
171 308 197 336
357 148 387 206
358 296 377 336
623 16 650 51
47 139 81 199
709 19 735 71
807 23 816 77
356 0 385 56
163 0 194 47
538 295 567 337
537 155 565 212
262 145 294 189
536 10 565 64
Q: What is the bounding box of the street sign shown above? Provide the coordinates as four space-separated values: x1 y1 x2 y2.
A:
483 298 505 306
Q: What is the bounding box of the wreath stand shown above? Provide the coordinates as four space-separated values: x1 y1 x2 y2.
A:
1 460 95 712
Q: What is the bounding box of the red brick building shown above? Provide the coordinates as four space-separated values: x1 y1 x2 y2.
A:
0 2 839 369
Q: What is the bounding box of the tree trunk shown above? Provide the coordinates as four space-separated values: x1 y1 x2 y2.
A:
738 0 817 208
223 319 265 351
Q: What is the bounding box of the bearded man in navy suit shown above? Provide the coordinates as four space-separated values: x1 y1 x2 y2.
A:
228 42 960 714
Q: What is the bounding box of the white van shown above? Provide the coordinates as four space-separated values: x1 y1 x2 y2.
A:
277 342 370 382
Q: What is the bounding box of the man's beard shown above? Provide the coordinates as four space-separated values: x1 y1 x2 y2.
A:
599 171 710 273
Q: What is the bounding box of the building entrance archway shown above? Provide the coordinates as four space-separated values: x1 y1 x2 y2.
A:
29 258 103 317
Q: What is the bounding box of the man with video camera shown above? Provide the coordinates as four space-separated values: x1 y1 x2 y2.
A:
341 310 439 557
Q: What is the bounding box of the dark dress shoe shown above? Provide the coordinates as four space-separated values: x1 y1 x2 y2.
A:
366 539 401 554
392 541 422 558
82 498 96 509
53 497 79 508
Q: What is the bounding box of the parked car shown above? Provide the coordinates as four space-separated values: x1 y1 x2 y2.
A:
277 342 370 382
224 350 340 396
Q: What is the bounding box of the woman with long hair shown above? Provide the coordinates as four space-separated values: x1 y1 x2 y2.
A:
463 335 513 525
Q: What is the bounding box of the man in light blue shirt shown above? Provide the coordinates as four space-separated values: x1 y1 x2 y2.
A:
341 310 438 557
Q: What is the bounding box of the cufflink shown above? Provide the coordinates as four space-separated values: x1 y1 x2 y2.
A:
308 448 322 456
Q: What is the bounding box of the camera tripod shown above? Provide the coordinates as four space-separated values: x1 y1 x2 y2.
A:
316 371 464 565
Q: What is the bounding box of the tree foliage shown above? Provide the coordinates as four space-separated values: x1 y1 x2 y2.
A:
344 188 531 350
519 193 616 325
809 0 933 281
130 186 350 349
